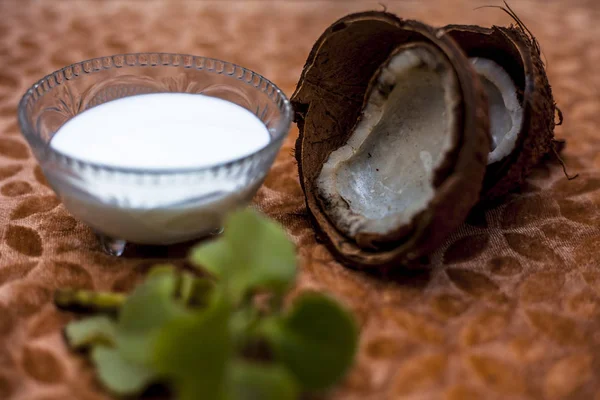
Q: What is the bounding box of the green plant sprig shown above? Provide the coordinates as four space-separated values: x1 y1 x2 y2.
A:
57 209 358 400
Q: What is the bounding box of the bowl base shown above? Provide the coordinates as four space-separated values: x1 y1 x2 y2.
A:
97 233 127 256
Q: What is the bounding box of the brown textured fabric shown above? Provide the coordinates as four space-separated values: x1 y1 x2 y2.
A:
0 1 599 399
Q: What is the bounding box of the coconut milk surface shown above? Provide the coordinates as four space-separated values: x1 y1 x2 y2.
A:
51 92 270 169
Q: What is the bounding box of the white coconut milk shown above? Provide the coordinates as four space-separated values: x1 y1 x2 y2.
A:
50 93 271 244
52 93 270 169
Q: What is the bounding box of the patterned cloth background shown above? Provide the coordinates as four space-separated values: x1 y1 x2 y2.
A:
0 0 599 399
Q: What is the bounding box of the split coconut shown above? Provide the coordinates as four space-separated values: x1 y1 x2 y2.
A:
444 23 557 199
292 12 490 269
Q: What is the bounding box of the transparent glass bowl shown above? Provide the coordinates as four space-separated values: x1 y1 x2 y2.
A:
18 53 292 255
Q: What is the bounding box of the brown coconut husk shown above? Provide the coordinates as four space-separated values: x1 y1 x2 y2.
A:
292 12 490 270
443 20 557 200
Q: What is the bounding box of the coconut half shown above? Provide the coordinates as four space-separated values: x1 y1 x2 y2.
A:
444 24 556 200
292 12 490 269
317 43 461 248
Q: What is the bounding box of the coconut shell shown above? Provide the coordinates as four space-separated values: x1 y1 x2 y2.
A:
443 24 556 200
292 12 490 270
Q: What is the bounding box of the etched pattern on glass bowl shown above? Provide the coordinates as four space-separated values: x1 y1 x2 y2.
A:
18 53 292 255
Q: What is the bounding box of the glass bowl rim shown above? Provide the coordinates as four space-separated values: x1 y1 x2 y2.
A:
17 52 293 176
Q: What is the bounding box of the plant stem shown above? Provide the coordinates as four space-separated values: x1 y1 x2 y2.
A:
54 288 126 314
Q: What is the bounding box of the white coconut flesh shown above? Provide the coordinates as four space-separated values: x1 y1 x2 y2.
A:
316 44 458 240
470 57 523 164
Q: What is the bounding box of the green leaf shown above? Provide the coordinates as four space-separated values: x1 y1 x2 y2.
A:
147 264 178 278
91 346 156 395
190 209 297 301
152 300 232 400
116 266 188 365
119 266 182 332
190 239 233 279
178 271 196 303
186 278 215 308
229 360 299 400
65 316 117 349
268 292 358 390
230 307 259 344
177 272 214 308
226 210 297 296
